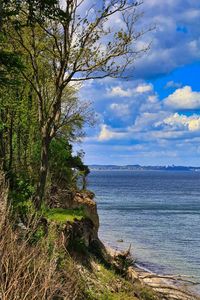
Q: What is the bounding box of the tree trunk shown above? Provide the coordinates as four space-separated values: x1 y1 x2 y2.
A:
34 136 50 209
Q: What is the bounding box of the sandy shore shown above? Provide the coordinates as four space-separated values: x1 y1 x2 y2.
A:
105 244 200 300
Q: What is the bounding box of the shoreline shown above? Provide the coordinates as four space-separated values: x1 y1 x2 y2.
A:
104 242 200 300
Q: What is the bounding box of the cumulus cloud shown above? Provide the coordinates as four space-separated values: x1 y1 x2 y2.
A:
135 83 153 93
108 86 133 97
64 0 200 80
98 125 127 141
162 113 200 132
76 1 200 165
132 1 200 78
164 86 200 109
188 119 200 131
108 83 153 98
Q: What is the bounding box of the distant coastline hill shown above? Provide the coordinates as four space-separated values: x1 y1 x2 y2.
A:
89 165 200 171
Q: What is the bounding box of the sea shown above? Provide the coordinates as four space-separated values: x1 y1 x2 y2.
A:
88 170 200 281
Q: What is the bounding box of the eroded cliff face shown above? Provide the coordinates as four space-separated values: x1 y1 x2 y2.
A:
47 187 100 250
63 191 100 251
72 191 99 232
48 188 99 228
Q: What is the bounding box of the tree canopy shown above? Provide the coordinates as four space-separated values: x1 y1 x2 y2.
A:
0 0 148 210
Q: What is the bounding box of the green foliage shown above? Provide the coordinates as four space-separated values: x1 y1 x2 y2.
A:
8 175 35 221
139 288 158 300
49 138 74 186
10 176 35 202
10 198 35 224
49 137 90 189
44 207 85 223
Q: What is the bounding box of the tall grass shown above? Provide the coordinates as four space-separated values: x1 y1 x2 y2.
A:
0 214 85 299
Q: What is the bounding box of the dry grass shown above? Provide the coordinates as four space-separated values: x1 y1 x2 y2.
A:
0 169 86 300
0 216 85 300
0 170 8 227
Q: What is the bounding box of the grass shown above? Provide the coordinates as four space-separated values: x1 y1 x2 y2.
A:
0 213 85 299
85 263 139 300
85 263 159 300
44 207 85 223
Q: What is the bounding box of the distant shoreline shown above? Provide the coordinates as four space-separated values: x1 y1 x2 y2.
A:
89 167 200 172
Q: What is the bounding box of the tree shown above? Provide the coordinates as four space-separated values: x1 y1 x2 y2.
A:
5 0 149 208
0 0 23 85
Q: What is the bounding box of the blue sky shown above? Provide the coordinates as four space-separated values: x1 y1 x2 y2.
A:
78 0 200 166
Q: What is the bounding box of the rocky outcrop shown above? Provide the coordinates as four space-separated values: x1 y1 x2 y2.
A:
48 187 99 233
47 187 100 252
72 191 99 232
61 191 99 251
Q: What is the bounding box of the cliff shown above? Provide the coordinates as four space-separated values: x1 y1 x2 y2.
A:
56 190 200 300
1 182 199 300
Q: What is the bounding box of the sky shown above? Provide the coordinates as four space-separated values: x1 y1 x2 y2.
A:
78 0 200 166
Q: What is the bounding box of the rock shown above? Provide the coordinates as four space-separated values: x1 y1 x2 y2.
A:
72 192 99 233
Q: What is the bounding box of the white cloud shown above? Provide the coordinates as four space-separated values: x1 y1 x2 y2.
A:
132 2 200 79
110 103 130 117
135 84 153 93
188 119 200 131
108 86 133 97
164 86 200 109
98 125 127 141
108 83 153 98
134 111 167 130
162 113 200 132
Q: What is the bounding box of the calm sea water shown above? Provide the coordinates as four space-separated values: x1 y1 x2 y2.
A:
88 170 200 279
